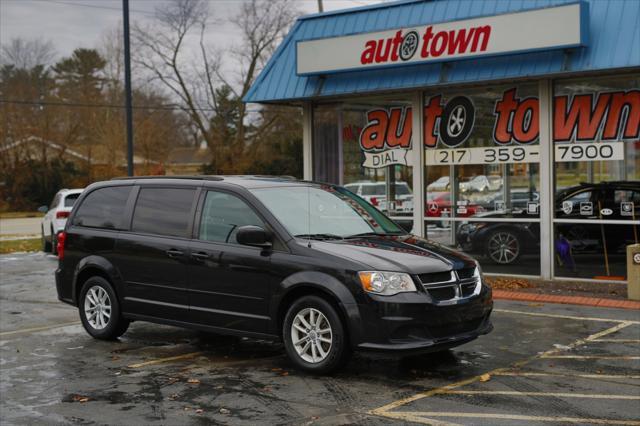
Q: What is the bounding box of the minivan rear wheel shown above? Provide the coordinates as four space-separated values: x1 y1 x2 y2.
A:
283 295 351 374
79 277 129 340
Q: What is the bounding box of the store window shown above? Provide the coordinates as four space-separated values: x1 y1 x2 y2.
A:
314 97 414 230
423 84 541 275
553 74 640 280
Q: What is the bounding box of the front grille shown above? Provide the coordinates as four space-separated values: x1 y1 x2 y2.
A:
420 267 480 303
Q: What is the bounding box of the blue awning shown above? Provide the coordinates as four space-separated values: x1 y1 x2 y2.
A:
244 0 640 104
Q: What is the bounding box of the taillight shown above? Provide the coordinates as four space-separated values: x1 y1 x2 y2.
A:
57 232 66 260
370 197 379 206
56 211 70 219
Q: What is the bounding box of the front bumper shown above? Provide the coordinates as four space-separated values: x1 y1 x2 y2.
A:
353 285 493 354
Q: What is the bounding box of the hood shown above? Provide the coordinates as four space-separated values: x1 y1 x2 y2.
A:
305 234 475 274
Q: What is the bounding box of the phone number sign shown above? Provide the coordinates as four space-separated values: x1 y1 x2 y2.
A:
425 145 539 165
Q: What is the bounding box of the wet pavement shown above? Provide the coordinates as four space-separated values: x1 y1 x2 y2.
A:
1 252 639 425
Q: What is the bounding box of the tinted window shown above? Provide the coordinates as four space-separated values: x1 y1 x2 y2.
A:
64 193 80 207
132 188 196 238
199 191 265 244
73 186 131 229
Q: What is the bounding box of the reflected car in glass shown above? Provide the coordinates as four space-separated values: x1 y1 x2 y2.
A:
55 176 492 374
457 181 639 265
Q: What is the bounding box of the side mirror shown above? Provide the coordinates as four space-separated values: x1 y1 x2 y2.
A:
236 225 272 248
37 205 48 213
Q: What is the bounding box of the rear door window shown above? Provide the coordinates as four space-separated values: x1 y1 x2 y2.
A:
132 187 196 238
64 193 80 207
73 186 132 229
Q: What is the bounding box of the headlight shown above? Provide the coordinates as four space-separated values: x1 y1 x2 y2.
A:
358 271 417 296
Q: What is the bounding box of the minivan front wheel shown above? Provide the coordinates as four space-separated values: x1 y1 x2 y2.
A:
283 295 350 374
79 277 129 340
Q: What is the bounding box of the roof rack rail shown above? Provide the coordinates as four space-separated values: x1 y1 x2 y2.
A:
111 175 224 181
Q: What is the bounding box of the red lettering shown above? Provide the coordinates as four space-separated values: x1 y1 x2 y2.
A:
493 89 518 144
471 25 491 52
360 110 388 150
513 98 539 144
554 93 610 141
361 40 376 64
374 38 392 63
447 28 475 55
390 31 403 62
424 96 443 147
430 31 448 57
386 107 412 148
421 26 434 58
603 90 640 140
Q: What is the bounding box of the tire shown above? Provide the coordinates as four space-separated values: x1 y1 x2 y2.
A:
282 295 351 374
41 227 52 252
51 227 58 255
485 228 521 265
79 276 129 340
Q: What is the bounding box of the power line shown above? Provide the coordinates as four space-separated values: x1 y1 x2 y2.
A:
0 98 300 114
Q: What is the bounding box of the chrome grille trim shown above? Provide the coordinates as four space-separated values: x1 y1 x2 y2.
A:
420 268 481 304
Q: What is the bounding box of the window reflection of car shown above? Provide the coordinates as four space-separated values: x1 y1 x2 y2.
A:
457 181 639 265
344 181 413 213
426 192 484 218
481 189 540 211
427 176 450 192
459 175 502 193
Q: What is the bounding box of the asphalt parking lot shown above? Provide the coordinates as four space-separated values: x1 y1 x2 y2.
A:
1 252 639 425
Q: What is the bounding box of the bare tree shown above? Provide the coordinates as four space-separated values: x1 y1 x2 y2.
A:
133 0 299 172
1 37 56 68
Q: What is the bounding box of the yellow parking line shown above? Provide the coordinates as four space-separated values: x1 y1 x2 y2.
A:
494 309 640 324
0 321 81 337
592 339 640 343
370 319 635 419
492 371 640 379
541 355 640 360
390 412 640 426
127 351 204 368
440 390 640 400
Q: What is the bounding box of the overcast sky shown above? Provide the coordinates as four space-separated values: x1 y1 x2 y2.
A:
1 0 384 64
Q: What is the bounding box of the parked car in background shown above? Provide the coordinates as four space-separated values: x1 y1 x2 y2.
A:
481 189 540 212
459 175 502 193
457 181 639 265
427 176 450 192
39 188 83 254
344 181 413 213
56 176 492 374
426 192 485 218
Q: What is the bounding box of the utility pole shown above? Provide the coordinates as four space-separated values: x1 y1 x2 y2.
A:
123 0 134 176
317 0 323 13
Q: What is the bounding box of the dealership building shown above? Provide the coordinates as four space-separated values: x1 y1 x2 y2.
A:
245 0 639 282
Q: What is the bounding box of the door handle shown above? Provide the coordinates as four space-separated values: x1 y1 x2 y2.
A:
166 249 184 258
191 252 210 261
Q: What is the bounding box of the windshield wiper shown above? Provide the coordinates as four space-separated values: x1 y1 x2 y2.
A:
345 231 406 238
294 233 344 241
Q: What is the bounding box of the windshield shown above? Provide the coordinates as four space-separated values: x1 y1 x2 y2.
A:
250 185 405 238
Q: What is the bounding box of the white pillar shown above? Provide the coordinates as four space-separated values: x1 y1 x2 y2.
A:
411 92 426 237
302 102 313 180
539 80 554 280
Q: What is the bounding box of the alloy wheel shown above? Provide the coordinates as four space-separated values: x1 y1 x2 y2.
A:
84 285 112 330
488 231 520 264
291 308 333 363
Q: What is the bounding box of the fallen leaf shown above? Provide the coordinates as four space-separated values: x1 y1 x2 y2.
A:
479 373 491 382
280 371 289 377
187 378 200 384
527 302 544 307
72 395 90 403
168 393 179 401
271 368 282 372
195 409 204 414
111 355 120 361
219 408 231 415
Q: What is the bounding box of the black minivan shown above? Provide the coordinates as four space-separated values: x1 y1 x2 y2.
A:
56 176 492 373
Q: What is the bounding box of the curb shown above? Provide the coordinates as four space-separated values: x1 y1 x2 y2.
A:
493 290 640 311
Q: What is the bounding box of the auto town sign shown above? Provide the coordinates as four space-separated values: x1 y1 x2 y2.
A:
357 88 639 169
297 3 587 75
